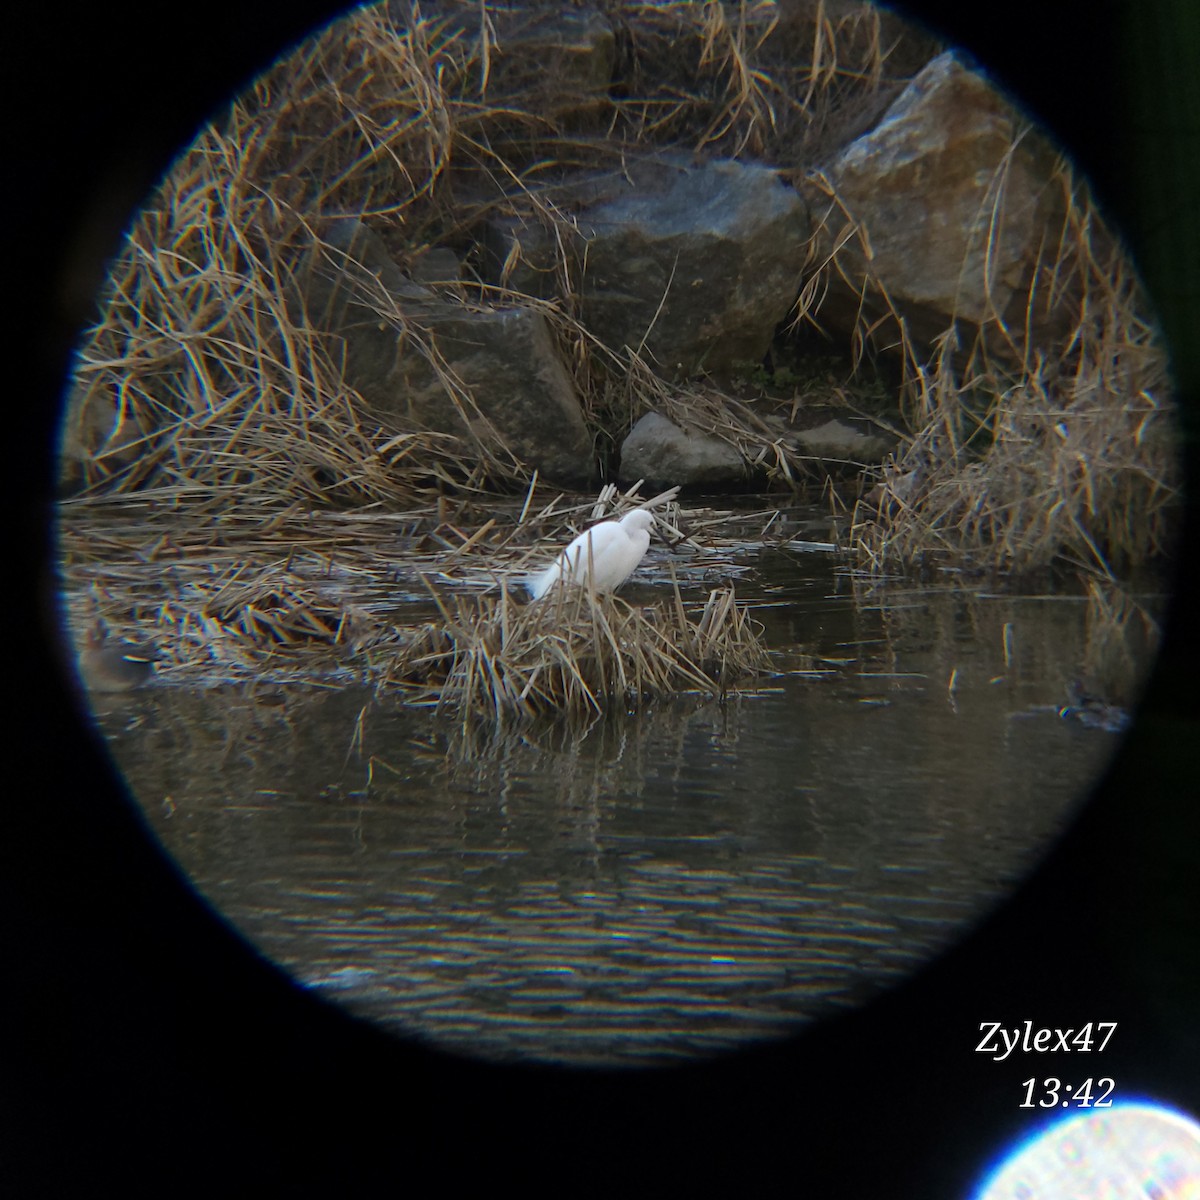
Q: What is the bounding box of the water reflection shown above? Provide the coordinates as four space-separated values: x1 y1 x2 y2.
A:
90 582 1126 1065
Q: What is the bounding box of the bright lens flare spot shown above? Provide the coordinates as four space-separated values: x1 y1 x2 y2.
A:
974 1103 1200 1200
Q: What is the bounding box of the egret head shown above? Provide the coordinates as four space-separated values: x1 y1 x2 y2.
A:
620 509 655 534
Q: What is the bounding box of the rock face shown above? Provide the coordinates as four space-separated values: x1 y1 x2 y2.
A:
459 4 615 126
618 408 894 489
59 380 154 493
792 418 891 463
295 218 596 485
619 411 745 488
489 154 810 377
391 305 596 485
807 52 1062 353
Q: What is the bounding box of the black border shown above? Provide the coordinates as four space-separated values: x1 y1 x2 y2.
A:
10 1 1198 1193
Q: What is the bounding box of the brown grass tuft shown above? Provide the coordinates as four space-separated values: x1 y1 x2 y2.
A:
61 1 1174 585
380 575 770 723
798 151 1182 577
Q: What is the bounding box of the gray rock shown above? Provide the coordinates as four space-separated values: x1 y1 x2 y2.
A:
59 378 154 493
390 304 596 485
294 218 595 485
469 5 615 124
619 411 745 488
808 52 1062 353
792 418 892 463
405 247 464 289
488 154 810 377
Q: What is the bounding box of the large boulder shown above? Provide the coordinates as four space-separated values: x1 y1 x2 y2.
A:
295 218 596 486
488 154 810 378
805 52 1063 354
619 402 895 490
389 305 596 486
792 417 892 462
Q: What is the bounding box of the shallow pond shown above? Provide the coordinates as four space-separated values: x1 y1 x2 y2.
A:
70 499 1152 1066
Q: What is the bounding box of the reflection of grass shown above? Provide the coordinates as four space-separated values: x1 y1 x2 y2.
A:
841 564 1165 715
381 577 769 723
1079 577 1163 707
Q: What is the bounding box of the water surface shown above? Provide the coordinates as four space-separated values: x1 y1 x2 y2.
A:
82 533 1132 1065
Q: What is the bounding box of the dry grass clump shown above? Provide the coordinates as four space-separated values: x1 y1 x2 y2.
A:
72 566 375 687
808 155 1181 577
187 567 362 652
380 577 769 722
607 0 929 165
58 498 394 683
63 1 926 509
65 5 533 508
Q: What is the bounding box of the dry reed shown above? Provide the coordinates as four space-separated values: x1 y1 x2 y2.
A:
379 575 770 723
62 1 913 510
797 152 1181 577
59 0 1176 590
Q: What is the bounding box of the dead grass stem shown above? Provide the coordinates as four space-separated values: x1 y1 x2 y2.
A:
381 574 769 723
796 151 1179 577
61 1 1174 586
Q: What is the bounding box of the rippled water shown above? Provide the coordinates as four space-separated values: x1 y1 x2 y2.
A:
83 542 1134 1065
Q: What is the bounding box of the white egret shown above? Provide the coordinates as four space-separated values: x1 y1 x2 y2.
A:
529 509 656 600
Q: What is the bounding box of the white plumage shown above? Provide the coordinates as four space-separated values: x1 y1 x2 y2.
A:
528 509 655 600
